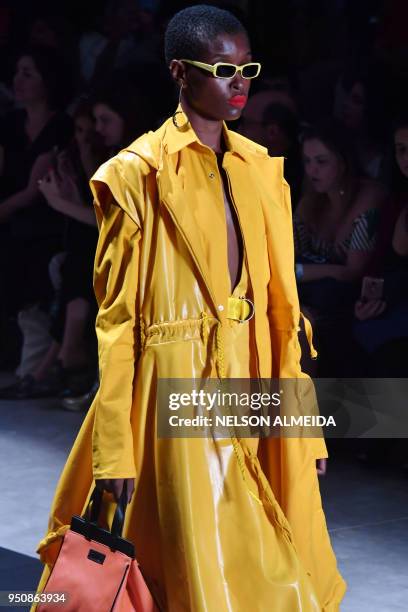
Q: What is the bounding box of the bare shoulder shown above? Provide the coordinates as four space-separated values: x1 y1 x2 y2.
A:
296 193 320 224
353 178 388 215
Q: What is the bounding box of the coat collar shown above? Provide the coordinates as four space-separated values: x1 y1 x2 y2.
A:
154 108 269 318
123 108 270 318
124 105 269 168
161 105 268 162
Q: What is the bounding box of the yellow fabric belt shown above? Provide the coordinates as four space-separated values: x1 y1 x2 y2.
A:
227 296 255 322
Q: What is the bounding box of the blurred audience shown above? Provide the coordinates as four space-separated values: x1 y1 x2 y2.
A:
294 120 386 374
90 0 161 86
239 94 302 206
92 77 156 153
0 102 100 399
353 119 408 377
0 0 407 412
0 46 73 365
334 59 392 180
28 13 79 73
0 76 156 401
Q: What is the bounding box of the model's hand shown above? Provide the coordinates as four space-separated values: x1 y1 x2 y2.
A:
95 478 135 503
316 458 327 476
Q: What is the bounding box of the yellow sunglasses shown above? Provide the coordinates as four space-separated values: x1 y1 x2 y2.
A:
180 59 261 79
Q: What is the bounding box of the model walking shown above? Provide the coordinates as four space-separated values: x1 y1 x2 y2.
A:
34 6 346 610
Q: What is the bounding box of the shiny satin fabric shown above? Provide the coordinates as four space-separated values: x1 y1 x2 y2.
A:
33 110 346 611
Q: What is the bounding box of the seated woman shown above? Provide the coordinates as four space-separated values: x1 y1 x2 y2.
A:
354 119 408 377
0 45 73 364
294 120 386 373
0 83 156 401
0 102 100 398
351 121 408 468
37 102 103 396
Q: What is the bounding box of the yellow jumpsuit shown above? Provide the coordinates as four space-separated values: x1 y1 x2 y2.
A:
33 109 346 611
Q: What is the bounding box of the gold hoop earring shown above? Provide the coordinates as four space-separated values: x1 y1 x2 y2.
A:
172 86 189 129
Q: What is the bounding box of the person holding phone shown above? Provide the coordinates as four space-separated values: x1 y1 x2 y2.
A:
355 119 408 322
33 6 345 610
353 120 408 375
292 120 388 375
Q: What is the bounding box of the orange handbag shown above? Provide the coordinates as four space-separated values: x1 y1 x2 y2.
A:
37 483 160 612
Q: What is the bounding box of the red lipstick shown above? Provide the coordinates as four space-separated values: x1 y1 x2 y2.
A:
228 95 247 108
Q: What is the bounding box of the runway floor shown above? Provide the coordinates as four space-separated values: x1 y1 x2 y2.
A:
0 374 407 611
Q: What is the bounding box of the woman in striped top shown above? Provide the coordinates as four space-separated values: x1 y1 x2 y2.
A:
293 121 386 375
294 121 385 295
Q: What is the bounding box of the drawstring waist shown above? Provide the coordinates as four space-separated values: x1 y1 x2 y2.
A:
140 305 317 508
140 308 317 366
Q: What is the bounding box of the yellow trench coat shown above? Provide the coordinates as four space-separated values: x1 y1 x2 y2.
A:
34 111 346 611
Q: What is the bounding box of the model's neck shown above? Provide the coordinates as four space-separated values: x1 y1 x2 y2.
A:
180 99 224 154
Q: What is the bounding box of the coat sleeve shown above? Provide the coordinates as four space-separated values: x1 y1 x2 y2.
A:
262 157 328 460
89 157 143 480
281 177 327 460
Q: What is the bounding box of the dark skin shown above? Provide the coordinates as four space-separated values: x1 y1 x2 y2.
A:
97 32 326 503
170 32 252 290
171 32 252 292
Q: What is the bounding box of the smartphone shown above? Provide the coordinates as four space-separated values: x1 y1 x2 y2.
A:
360 276 384 303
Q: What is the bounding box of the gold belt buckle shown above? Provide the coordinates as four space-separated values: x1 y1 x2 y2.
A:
238 297 255 323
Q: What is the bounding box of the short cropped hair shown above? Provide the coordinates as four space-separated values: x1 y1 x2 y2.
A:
164 4 247 66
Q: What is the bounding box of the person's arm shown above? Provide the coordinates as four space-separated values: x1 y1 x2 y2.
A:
298 209 379 283
298 255 371 283
91 182 141 482
261 162 328 464
88 151 149 495
392 205 408 257
0 151 52 222
38 170 96 226
48 197 96 225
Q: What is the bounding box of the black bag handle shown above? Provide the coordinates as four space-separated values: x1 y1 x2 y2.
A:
84 481 128 538
111 481 127 538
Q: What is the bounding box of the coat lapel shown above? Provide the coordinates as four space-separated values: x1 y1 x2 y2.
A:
125 114 271 319
156 145 219 314
222 156 262 284
125 119 219 314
